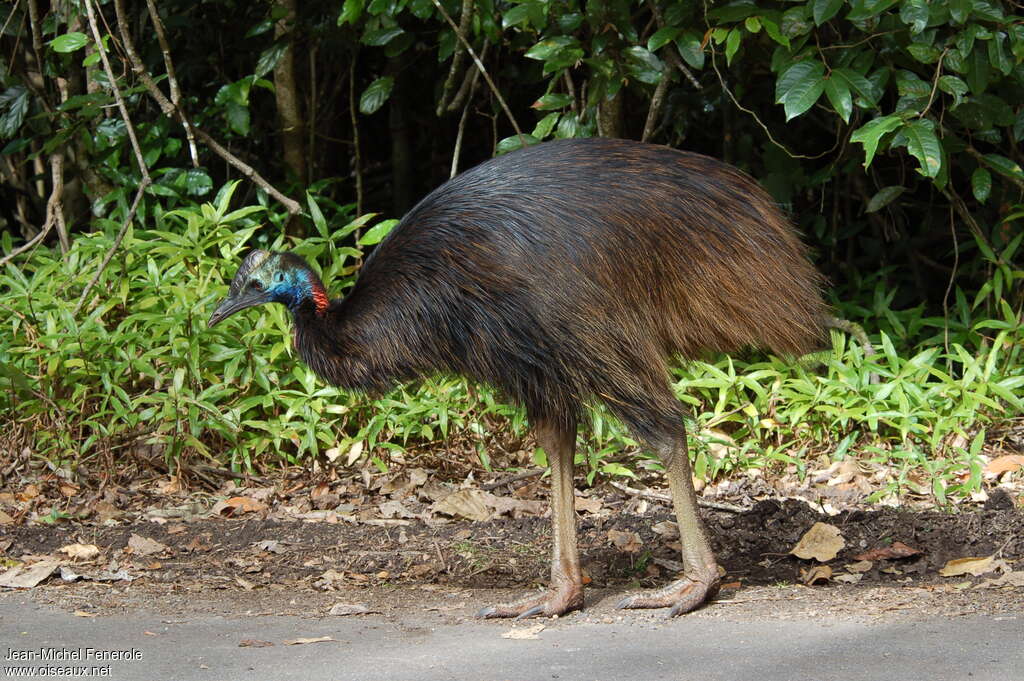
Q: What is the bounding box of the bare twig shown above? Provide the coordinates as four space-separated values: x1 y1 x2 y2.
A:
144 0 198 166
480 468 545 491
0 211 54 267
642 73 670 143
436 0 475 116
919 48 948 121
450 55 483 179
85 0 149 180
349 56 364 216
73 181 150 316
942 204 959 355
430 0 524 145
609 480 747 513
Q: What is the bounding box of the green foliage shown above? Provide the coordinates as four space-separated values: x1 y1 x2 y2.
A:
1 0 1022 504
2 187 1021 501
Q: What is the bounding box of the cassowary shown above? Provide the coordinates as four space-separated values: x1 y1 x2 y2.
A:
209 137 828 618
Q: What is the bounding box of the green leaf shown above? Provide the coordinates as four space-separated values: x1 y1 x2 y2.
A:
775 61 825 121
0 86 30 139
760 17 790 47
255 43 288 79
907 43 941 64
725 29 742 66
496 134 541 154
812 0 844 25
358 219 399 245
674 32 706 69
307 193 328 237
964 48 990 94
824 74 853 123
532 93 572 110
361 26 404 46
225 102 250 136
50 32 89 53
624 46 664 84
359 76 394 115
338 0 364 26
866 186 905 213
531 112 560 139
525 36 577 61
502 5 531 29
846 0 898 21
949 0 973 24
988 32 1012 76
648 26 680 52
185 169 213 196
982 154 1024 182
850 114 902 167
894 119 942 177
971 168 992 203
834 67 880 108
899 0 929 34
937 75 968 103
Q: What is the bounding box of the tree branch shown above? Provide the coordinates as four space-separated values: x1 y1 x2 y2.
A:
430 0 524 145
111 0 301 216
144 0 199 167
436 0 475 117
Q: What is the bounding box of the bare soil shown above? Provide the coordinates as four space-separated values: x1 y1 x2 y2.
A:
3 491 1022 623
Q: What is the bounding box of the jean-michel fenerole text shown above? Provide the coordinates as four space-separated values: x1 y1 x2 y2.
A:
5 647 142 662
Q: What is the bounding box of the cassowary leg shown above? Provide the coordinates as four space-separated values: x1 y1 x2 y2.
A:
478 417 584 619
617 435 720 616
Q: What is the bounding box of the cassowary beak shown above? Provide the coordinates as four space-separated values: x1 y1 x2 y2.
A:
208 292 266 328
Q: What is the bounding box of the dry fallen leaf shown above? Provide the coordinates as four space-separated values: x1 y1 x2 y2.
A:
0 560 59 588
833 572 864 584
432 490 491 522
985 455 1024 475
651 521 679 539
939 556 996 577
790 522 845 562
329 603 374 616
59 543 100 561
501 624 545 640
844 560 874 573
801 565 832 585
73 610 97 618
239 639 274 648
0 510 15 526
975 571 1024 589
127 534 167 557
486 494 545 518
283 636 337 646
853 541 921 562
608 529 642 553
378 500 417 519
211 496 268 516
575 496 604 514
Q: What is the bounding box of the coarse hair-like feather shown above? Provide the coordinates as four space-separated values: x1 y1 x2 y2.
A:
289 138 829 444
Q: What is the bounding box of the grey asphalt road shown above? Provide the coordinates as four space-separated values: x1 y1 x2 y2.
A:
1 596 1021 681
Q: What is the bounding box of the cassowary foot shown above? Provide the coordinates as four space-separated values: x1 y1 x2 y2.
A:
616 568 720 617
477 583 584 620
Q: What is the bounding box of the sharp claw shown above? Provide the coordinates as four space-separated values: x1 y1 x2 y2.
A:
477 606 498 618
615 596 635 610
514 605 547 621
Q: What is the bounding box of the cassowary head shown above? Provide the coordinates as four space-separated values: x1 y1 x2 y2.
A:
208 249 328 327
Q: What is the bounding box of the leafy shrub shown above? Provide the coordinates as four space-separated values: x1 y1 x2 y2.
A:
2 184 1021 501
